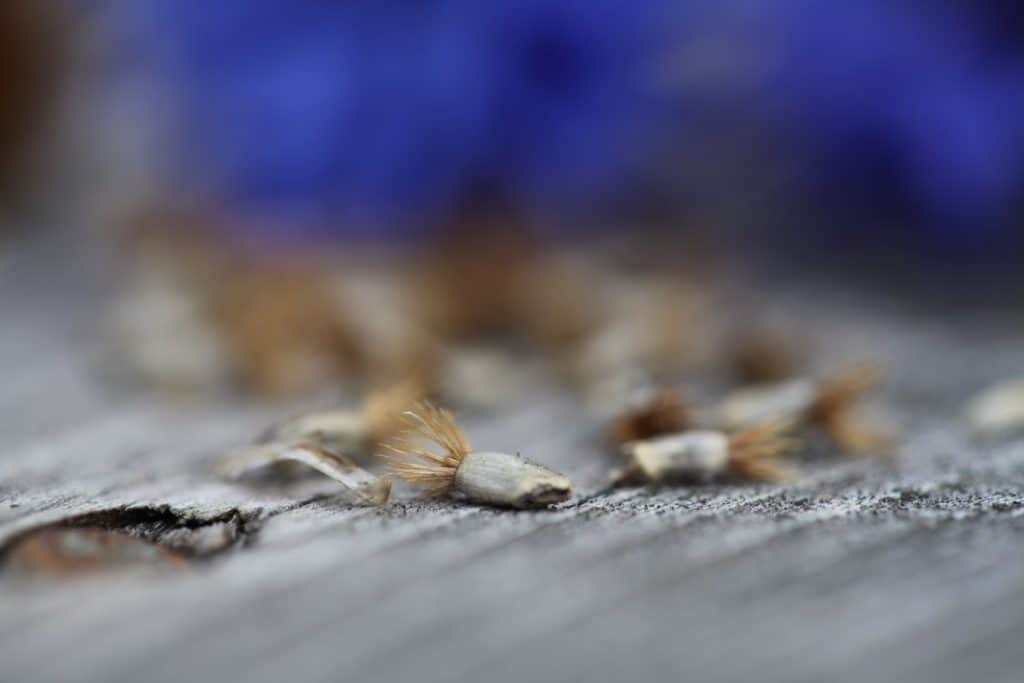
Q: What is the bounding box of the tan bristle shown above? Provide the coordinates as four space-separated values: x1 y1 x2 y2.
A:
208 263 361 395
606 390 690 445
822 411 894 455
811 363 881 422
379 401 469 495
812 363 892 454
727 420 799 481
363 376 426 446
415 228 533 341
732 328 799 384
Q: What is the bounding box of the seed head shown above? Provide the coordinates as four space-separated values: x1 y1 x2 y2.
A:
607 388 690 446
727 420 800 481
381 401 469 496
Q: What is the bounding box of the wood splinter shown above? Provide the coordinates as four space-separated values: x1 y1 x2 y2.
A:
717 363 892 454
381 401 572 509
612 421 798 486
217 381 419 507
218 442 391 506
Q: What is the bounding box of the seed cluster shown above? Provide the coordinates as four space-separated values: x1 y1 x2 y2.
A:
220 360 892 509
121 234 903 509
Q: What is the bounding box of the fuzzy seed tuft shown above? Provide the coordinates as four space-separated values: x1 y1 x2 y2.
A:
380 401 470 495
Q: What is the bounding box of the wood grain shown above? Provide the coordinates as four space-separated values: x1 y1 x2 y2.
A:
2 236 1024 683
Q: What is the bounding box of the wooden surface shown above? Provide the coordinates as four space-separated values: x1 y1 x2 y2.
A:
3 237 1024 683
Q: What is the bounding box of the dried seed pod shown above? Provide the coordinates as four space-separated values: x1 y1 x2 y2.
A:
718 364 891 454
512 252 603 355
614 421 798 485
109 258 235 394
382 402 572 509
219 442 391 506
606 388 691 446
113 225 365 396
718 378 817 428
325 265 433 384
965 379 1024 435
730 323 802 384
415 228 534 341
565 275 710 389
209 263 362 395
260 378 422 455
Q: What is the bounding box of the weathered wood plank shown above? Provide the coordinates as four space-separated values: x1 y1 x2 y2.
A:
2 235 1024 683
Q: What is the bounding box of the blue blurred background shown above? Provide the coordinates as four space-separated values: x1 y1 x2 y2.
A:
72 0 1019 253
1 1 1022 257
